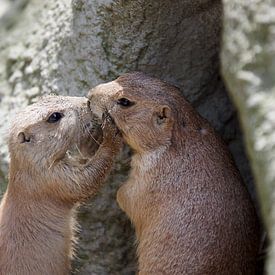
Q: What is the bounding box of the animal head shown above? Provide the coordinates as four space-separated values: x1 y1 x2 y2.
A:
9 95 101 172
87 72 186 153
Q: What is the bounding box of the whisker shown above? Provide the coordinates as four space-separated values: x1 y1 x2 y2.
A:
81 119 101 146
48 160 56 170
76 143 84 158
86 128 100 145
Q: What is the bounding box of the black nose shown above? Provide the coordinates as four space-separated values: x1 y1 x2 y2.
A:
18 132 31 143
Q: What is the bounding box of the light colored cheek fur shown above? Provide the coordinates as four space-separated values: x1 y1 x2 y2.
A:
35 113 79 168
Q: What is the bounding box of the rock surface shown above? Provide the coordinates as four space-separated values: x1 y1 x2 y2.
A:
0 0 256 273
222 0 275 273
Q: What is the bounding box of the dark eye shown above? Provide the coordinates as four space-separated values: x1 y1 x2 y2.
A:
117 98 135 107
47 112 63 123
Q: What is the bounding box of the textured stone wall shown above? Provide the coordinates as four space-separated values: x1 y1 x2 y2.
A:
0 0 256 273
222 0 275 273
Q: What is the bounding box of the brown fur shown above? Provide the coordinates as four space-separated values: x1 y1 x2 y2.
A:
0 96 121 275
88 72 260 274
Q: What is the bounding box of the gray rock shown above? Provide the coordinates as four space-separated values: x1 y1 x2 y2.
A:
222 0 275 273
0 0 256 273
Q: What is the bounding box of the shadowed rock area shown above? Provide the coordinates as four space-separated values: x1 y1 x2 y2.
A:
0 0 257 273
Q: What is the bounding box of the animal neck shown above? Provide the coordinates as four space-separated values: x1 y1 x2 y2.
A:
0 178 74 274
131 145 167 171
123 147 169 234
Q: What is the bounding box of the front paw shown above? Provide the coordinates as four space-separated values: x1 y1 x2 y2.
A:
102 113 123 151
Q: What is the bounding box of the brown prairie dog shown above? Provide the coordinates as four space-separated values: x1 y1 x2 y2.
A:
88 72 260 274
0 95 121 275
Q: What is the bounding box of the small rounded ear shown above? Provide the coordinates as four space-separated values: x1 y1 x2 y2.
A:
155 105 172 126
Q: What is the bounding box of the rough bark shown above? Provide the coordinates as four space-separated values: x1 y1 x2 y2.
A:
0 0 256 273
222 1 275 273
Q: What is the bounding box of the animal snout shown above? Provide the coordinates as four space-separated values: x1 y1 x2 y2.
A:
18 131 31 144
87 87 96 106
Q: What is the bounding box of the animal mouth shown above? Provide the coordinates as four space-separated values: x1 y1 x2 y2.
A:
65 118 103 165
66 144 90 165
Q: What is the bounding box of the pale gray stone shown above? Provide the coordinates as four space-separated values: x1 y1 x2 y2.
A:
222 1 275 273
